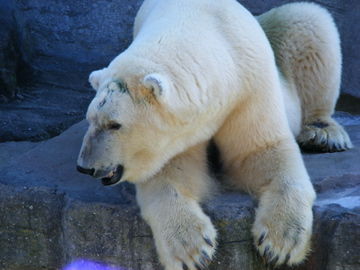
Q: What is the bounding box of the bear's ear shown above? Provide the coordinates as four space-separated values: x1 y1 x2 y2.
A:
143 73 168 100
89 68 108 91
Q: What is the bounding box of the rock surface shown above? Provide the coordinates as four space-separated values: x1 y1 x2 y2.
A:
0 84 93 142
0 0 18 102
0 118 359 270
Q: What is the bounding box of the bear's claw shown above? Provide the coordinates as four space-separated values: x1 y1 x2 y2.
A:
203 236 214 247
284 253 291 265
258 232 266 246
253 201 313 267
181 250 211 270
152 205 217 270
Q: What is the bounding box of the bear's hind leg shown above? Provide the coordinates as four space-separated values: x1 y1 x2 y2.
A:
293 4 352 152
136 143 217 270
259 3 353 152
287 4 352 152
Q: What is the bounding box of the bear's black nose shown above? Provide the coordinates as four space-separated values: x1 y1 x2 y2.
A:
76 165 95 176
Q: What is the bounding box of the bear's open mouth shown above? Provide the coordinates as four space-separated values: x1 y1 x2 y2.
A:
101 165 124 186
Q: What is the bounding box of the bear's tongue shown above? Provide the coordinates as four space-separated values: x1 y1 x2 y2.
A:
101 170 115 185
106 171 114 178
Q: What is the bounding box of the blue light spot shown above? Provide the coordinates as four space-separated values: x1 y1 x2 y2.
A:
62 259 128 270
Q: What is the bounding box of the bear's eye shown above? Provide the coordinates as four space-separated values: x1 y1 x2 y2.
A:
108 122 122 130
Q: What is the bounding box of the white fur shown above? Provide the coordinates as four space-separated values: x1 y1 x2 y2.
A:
78 1 352 269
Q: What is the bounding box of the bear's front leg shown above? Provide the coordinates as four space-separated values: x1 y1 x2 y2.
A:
232 138 316 267
136 143 217 270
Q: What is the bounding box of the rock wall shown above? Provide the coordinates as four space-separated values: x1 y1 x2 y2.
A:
0 0 17 102
0 0 142 96
0 0 359 100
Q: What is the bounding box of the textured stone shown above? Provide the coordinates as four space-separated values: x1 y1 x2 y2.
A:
0 0 18 102
0 140 37 168
62 200 160 270
0 184 64 270
0 84 93 142
0 117 359 269
10 0 142 89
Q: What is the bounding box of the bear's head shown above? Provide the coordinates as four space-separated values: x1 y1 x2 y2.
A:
77 61 220 186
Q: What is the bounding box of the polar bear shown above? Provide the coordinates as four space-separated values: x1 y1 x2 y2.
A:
77 0 352 269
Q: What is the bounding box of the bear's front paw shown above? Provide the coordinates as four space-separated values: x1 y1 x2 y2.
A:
152 206 217 270
252 201 313 267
